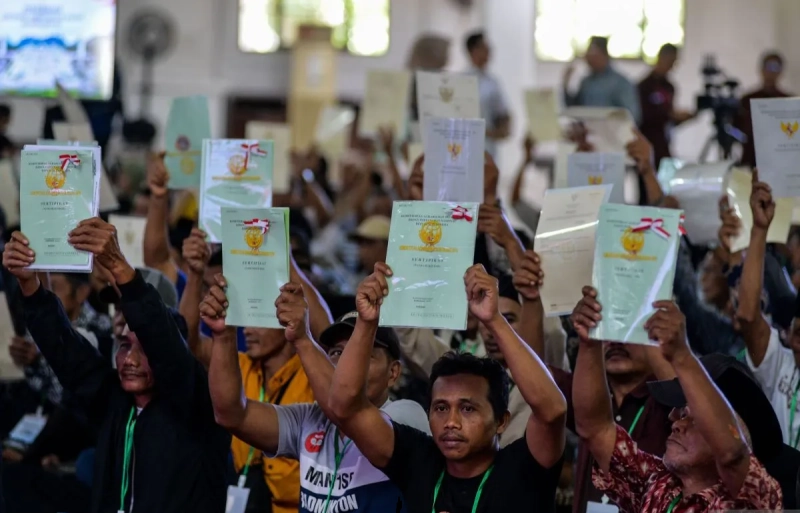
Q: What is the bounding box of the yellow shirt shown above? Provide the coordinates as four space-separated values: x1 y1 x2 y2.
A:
233 353 314 513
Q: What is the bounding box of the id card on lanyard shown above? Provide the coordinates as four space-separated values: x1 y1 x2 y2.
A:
118 407 138 513
9 406 47 445
226 385 265 513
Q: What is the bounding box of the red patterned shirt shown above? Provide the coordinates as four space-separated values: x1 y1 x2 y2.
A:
592 425 782 512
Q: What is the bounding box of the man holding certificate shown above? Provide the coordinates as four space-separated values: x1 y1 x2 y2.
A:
2 219 230 513
328 262 567 513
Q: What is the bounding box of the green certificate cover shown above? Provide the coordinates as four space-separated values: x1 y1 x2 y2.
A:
591 204 682 345
37 140 98 146
221 207 290 328
199 139 274 243
20 149 99 272
164 96 212 190
380 201 479 330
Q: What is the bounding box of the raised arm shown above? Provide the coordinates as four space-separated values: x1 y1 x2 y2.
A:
328 263 396 469
3 231 113 419
202 275 281 452
626 129 664 206
69 217 203 417
466 264 566 467
570 286 617 471
512 250 546 357
647 300 752 496
735 170 774 366
142 153 179 283
180 228 212 367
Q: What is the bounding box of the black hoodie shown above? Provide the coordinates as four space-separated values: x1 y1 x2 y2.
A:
22 271 230 513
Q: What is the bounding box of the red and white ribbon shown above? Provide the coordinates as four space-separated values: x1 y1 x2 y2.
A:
59 154 80 172
631 217 671 239
243 218 270 234
679 214 686 236
241 143 267 170
451 206 473 222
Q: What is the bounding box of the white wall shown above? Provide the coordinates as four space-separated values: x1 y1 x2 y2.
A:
3 0 484 142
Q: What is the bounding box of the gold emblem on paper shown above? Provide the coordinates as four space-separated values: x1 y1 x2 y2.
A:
228 155 247 176
45 166 66 190
419 220 443 247
621 228 645 256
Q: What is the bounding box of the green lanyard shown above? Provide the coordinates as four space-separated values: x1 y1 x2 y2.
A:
240 386 266 483
788 382 800 449
119 407 138 513
627 404 645 434
666 492 682 513
321 428 352 513
431 466 493 513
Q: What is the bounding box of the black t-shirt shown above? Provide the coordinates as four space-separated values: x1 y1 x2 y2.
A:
381 422 562 513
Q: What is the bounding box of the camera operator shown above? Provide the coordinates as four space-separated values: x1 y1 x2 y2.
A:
734 52 792 167
638 44 696 169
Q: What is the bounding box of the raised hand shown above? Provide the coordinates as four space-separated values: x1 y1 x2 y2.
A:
2 231 37 287
68 218 132 278
523 135 536 164
9 336 39 367
377 126 395 155
275 282 310 344
355 262 392 322
464 264 499 324
199 274 229 335
717 195 741 251
182 228 210 276
570 286 602 342
512 250 544 301
408 156 424 200
147 151 169 198
625 128 655 175
477 203 515 248
644 300 690 363
750 169 775 230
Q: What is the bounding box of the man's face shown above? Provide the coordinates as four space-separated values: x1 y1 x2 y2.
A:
699 253 728 309
50 274 88 318
761 58 782 86
242 327 287 360
658 51 678 73
115 325 155 395
480 297 520 364
603 342 649 376
470 40 490 67
663 406 716 473
357 239 388 272
0 114 9 133
429 374 505 461
585 45 608 72
327 338 400 405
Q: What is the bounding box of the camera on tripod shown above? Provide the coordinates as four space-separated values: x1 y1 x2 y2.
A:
695 54 745 160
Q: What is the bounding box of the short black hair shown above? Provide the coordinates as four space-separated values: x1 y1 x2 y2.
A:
762 51 784 68
430 351 509 421
0 104 10 119
658 43 679 57
53 272 91 287
588 36 609 55
465 31 485 54
497 274 520 304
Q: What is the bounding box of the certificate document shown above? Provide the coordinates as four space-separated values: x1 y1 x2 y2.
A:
358 70 412 137
591 204 682 345
164 96 212 190
423 117 485 202
567 152 625 204
751 97 800 197
52 122 93 143
221 207 290 329
667 161 730 245
380 201 479 330
727 167 793 252
109 214 146 268
245 122 292 194
563 107 636 163
20 148 99 272
199 139 274 243
0 159 19 227
535 185 612 317
524 88 561 142
415 71 480 125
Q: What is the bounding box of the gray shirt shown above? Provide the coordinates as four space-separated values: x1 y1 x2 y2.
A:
564 66 641 124
469 67 510 159
268 400 429 513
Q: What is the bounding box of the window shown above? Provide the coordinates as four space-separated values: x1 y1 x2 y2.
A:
238 0 390 56
535 0 684 62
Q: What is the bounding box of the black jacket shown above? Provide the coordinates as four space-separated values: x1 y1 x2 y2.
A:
23 271 230 513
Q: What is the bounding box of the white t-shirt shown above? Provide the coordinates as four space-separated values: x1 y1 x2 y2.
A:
745 327 800 446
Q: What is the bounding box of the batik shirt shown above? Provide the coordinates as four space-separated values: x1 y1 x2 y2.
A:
592 425 782 512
